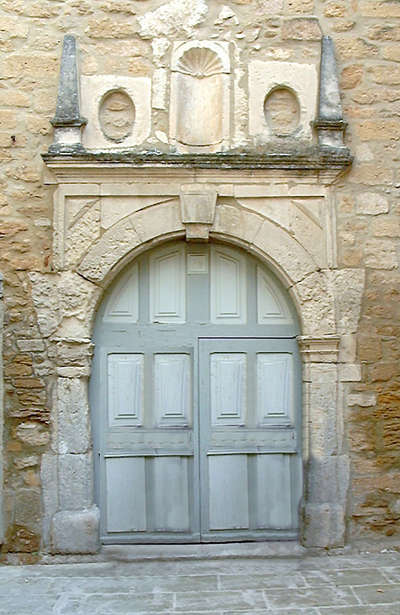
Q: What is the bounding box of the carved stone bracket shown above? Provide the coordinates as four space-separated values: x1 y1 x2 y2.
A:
297 335 340 363
180 184 217 240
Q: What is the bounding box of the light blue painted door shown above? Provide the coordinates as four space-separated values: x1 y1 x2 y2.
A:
199 337 302 541
91 241 302 543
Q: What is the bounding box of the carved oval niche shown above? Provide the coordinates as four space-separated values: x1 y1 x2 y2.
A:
99 90 135 142
175 47 224 147
264 87 300 136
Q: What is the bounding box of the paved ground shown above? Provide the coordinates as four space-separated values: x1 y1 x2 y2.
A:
1 551 400 614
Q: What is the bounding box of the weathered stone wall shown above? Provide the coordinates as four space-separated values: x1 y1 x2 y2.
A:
0 0 399 557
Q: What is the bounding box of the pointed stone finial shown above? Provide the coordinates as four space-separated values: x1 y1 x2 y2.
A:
48 35 87 154
314 36 347 149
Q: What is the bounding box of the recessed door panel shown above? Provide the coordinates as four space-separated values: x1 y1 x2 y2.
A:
208 455 249 530
150 456 191 532
107 354 144 427
257 353 293 425
210 353 246 426
105 457 146 532
154 353 191 427
254 453 292 529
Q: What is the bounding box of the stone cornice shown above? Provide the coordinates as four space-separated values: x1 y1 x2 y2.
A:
42 148 352 185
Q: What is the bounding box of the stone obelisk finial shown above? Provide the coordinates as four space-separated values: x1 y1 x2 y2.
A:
314 36 347 149
48 35 87 154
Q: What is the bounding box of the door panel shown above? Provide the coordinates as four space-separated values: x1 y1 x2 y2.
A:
208 454 249 530
210 353 246 426
105 457 146 532
254 454 292 529
99 341 199 543
153 353 191 427
150 456 191 532
256 353 293 425
199 337 302 541
107 353 144 427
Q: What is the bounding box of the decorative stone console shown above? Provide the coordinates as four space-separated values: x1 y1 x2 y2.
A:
38 32 364 553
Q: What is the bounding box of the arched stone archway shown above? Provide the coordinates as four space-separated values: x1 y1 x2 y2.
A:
35 165 365 553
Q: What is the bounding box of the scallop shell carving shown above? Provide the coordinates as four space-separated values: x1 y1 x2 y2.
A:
176 47 224 78
99 90 135 142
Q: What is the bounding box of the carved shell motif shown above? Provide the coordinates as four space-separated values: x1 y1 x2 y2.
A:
176 47 224 78
99 90 135 142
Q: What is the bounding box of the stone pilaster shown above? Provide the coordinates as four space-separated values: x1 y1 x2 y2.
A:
298 335 349 548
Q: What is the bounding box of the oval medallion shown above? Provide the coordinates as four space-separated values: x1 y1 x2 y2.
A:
99 90 135 142
264 87 300 136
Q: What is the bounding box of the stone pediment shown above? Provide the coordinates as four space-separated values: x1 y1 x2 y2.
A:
43 34 351 182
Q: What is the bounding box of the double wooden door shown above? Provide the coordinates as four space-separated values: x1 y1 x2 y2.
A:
91 242 302 543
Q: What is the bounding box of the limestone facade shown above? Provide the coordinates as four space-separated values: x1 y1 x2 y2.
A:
0 0 400 560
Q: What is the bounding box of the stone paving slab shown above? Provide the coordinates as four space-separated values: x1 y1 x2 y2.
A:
0 551 400 614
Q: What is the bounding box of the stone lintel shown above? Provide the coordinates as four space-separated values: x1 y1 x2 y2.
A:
298 335 340 363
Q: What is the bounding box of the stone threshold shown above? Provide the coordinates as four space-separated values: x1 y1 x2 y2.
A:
101 541 307 562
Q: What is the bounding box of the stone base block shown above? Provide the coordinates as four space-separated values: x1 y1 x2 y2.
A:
302 503 345 548
51 506 100 554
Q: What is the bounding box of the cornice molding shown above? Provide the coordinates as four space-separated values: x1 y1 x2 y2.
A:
42 148 352 185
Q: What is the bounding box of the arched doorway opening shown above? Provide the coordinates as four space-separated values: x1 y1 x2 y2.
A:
90 239 302 544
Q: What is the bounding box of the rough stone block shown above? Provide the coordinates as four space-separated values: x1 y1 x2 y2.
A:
40 453 58 549
360 0 400 17
14 488 41 530
58 453 93 511
295 273 336 335
356 192 389 215
371 217 400 237
302 503 345 548
307 364 339 456
138 0 208 39
15 422 50 447
307 455 350 505
348 392 377 407
282 17 322 40
364 238 398 269
331 269 365 334
57 378 90 454
339 363 361 382
51 507 100 554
